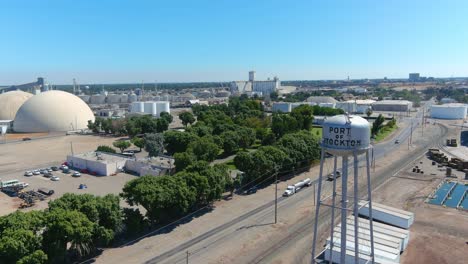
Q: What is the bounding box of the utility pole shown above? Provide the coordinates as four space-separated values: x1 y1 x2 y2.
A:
421 108 425 136
274 169 278 224
186 250 190 264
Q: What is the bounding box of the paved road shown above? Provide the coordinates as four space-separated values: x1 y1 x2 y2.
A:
144 102 443 264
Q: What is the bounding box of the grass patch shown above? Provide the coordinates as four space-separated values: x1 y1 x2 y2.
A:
223 160 237 170
374 125 398 142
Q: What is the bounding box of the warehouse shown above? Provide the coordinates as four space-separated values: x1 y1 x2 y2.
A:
346 99 375 114
124 156 174 176
431 103 467 119
67 151 130 176
371 100 413 112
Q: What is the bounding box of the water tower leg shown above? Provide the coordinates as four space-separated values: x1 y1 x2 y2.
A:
341 155 349 264
353 151 360 264
366 149 375 264
311 149 326 263
328 156 338 264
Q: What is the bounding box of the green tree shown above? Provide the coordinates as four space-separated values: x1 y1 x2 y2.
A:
144 133 164 157
121 176 196 224
371 114 385 136
366 108 373 118
291 104 314 130
131 137 145 151
163 131 198 155
175 171 210 206
16 250 48 264
96 145 116 154
43 209 95 261
271 113 299 138
159 112 173 124
0 229 42 264
113 140 131 153
174 152 197 171
179 111 196 127
220 131 240 155
237 127 256 149
188 137 220 162
122 208 148 235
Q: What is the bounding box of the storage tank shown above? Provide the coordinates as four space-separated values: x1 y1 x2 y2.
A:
272 102 292 113
131 102 144 113
90 94 106 104
322 115 371 155
107 94 122 104
144 102 157 115
156 101 170 116
120 94 128 103
431 104 467 119
128 93 138 103
78 95 90 103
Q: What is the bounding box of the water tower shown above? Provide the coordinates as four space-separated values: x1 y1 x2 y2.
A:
311 114 375 264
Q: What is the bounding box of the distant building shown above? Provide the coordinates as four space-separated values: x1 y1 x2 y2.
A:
125 155 175 176
371 100 413 112
440 98 457 104
67 152 130 176
129 101 170 117
230 72 280 95
409 73 420 81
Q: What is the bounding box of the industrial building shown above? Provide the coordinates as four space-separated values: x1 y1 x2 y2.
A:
0 90 33 120
306 96 337 108
13 90 95 133
336 101 357 113
129 101 170 117
440 97 457 104
67 152 130 176
431 103 467 119
371 100 413 112
345 99 375 114
230 71 280 95
272 102 317 113
409 73 420 81
125 156 174 176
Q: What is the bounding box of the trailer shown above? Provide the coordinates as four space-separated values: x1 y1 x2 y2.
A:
323 244 398 264
358 201 414 229
282 178 312 196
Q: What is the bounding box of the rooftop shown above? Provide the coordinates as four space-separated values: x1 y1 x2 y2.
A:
372 100 412 105
72 151 130 164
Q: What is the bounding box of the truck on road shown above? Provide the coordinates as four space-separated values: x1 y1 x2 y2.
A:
283 178 312 197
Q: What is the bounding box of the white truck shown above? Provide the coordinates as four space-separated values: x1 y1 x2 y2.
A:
283 178 312 197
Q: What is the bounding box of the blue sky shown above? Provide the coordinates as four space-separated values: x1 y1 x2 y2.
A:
1 0 467 84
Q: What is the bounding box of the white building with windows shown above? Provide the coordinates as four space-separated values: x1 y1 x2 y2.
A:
230 72 280 95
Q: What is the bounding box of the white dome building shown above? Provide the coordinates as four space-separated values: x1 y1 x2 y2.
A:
13 90 95 132
0 90 33 120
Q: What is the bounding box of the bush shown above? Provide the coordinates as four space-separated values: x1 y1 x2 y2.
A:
96 145 116 154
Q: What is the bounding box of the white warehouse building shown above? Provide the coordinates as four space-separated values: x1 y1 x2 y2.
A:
431 104 467 119
129 101 170 117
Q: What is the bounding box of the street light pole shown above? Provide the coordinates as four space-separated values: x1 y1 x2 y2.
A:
274 171 278 224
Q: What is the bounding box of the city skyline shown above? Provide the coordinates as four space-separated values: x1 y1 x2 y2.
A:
1 0 467 84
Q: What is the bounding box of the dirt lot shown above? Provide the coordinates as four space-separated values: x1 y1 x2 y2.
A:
374 153 468 264
0 134 136 216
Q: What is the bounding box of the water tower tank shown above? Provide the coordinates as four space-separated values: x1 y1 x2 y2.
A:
322 115 370 155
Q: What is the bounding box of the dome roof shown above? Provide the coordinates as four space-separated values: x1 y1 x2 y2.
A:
13 90 95 132
0 90 33 120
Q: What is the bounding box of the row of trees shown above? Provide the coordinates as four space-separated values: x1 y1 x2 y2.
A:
371 114 396 137
0 194 123 264
121 161 231 225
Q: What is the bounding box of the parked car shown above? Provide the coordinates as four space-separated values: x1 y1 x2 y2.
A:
33 170 40 175
327 170 341 181
246 187 258 195
22 137 31 141
62 168 71 174
72 171 81 177
24 171 33 176
51 166 59 171
43 172 53 178
38 188 54 196
51 176 60 181
395 139 400 144
47 168 53 173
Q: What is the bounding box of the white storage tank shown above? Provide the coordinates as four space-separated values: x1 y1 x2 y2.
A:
156 101 170 116
144 102 157 115
107 94 122 104
90 94 106 104
131 102 145 113
78 95 90 104
322 115 371 155
120 94 128 103
431 103 467 119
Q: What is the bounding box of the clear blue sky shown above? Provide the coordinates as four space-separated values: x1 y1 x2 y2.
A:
1 0 467 84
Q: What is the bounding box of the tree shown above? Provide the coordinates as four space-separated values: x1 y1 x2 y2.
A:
237 127 256 149
159 112 173 124
101 118 113 134
174 151 196 171
220 131 240 155
144 133 164 157
0 229 42 263
188 137 220 162
96 145 116 154
163 131 198 155
121 176 196 224
271 113 299 138
43 209 95 261
371 114 385 136
113 140 131 153
291 104 314 130
175 171 210 206
366 108 373 118
179 111 196 127
16 250 48 264
131 137 145 152
122 208 148 235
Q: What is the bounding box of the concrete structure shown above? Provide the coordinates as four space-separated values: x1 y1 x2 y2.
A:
90 94 106 104
230 81 252 94
431 103 467 119
252 77 280 95
409 73 420 81
272 102 292 113
371 100 413 112
129 101 170 117
124 156 174 176
1 77 44 93
230 72 280 95
0 90 33 120
67 152 129 176
306 96 337 108
249 71 255 82
312 114 375 264
346 99 375 114
336 101 357 113
78 95 91 103
13 90 95 132
0 120 13 132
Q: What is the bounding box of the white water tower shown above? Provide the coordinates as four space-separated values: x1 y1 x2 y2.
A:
311 114 375 264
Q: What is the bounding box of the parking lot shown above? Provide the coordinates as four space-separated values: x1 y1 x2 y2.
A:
0 134 138 216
